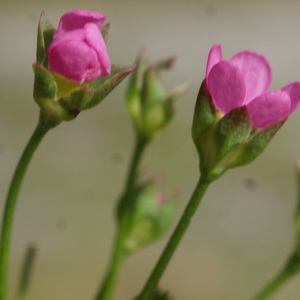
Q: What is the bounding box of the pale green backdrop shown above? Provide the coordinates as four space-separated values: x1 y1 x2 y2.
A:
1 0 300 299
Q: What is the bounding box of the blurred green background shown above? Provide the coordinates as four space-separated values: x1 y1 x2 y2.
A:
1 0 300 299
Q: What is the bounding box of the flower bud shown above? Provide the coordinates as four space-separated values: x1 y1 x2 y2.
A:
126 51 188 142
122 179 177 254
47 10 110 84
33 11 135 128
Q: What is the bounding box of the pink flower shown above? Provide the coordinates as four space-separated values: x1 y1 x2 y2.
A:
47 10 111 84
206 44 300 128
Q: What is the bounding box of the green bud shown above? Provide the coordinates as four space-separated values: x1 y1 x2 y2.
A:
123 180 177 254
126 51 187 142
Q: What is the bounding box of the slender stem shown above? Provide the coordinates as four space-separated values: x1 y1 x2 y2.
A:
118 137 147 216
94 226 126 300
0 123 49 300
252 252 300 300
95 137 147 300
17 245 37 300
136 175 211 300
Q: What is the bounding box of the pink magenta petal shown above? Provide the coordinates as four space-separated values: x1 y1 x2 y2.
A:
50 29 85 45
230 51 271 105
247 90 290 128
48 36 100 83
57 10 106 33
281 82 300 114
207 61 246 114
206 44 222 78
84 23 110 76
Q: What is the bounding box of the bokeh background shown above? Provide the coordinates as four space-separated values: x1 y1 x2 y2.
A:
1 0 300 299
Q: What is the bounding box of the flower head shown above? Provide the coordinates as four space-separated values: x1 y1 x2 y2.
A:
192 45 300 180
47 10 111 83
206 44 300 128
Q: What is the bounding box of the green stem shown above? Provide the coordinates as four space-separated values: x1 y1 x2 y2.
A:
252 252 300 300
119 138 147 215
95 137 147 300
136 175 211 300
17 245 37 300
0 123 49 300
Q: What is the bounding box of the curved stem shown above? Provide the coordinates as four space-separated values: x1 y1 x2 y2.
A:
136 175 211 300
0 123 49 300
252 252 300 300
95 137 147 300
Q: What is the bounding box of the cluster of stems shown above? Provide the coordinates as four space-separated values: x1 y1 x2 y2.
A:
0 116 300 300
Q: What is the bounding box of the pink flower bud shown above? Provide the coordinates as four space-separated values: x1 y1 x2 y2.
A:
47 10 111 84
206 44 300 128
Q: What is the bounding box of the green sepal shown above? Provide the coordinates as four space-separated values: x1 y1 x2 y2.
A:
153 56 175 73
123 182 177 255
141 84 188 140
192 80 217 142
84 64 136 109
36 12 55 67
204 119 284 180
37 100 66 130
213 106 252 164
199 106 252 180
100 23 110 42
142 67 166 107
58 85 94 120
125 52 148 126
33 62 57 104
227 120 285 168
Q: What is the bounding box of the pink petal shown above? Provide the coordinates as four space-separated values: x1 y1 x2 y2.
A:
48 35 100 83
206 44 222 78
84 23 110 76
230 51 271 105
247 90 290 128
207 61 246 114
281 82 300 114
57 10 106 33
